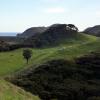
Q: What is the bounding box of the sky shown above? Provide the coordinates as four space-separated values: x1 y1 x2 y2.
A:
0 0 100 35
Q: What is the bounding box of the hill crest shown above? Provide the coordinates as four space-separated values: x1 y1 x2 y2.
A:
84 25 100 37
23 24 79 47
17 27 47 38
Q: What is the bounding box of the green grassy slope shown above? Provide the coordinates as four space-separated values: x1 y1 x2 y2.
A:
0 79 40 100
0 33 99 99
0 33 99 76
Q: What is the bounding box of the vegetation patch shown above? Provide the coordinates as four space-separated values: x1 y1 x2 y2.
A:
9 52 100 100
0 79 40 100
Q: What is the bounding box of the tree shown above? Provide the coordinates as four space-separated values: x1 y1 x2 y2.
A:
66 24 78 32
23 49 32 64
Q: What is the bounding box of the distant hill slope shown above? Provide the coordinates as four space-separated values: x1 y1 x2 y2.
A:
0 36 24 44
17 27 47 38
23 24 80 47
0 79 40 100
84 25 100 37
0 36 17 43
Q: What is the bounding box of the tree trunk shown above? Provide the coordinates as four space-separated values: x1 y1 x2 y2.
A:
27 59 28 64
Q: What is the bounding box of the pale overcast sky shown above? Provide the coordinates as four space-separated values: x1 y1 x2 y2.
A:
0 0 100 33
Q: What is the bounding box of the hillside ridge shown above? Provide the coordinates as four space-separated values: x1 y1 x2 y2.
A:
84 25 100 37
23 24 79 47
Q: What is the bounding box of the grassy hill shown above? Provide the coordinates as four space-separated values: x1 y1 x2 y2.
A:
0 79 40 100
0 31 99 99
84 25 100 37
23 24 79 47
17 27 47 38
0 33 99 76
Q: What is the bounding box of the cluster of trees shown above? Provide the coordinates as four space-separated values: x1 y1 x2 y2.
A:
0 43 34 52
0 40 9 51
66 24 78 32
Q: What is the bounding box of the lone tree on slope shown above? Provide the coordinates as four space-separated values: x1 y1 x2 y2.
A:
23 49 32 64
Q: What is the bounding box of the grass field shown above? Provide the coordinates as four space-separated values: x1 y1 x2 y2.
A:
0 79 40 100
0 33 99 99
0 33 99 76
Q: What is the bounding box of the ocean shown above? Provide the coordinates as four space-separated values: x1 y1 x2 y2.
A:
0 32 19 36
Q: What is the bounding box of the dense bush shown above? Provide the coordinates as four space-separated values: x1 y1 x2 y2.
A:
0 44 34 52
9 52 100 100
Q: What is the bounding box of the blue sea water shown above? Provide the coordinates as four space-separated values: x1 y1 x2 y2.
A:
0 32 18 36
